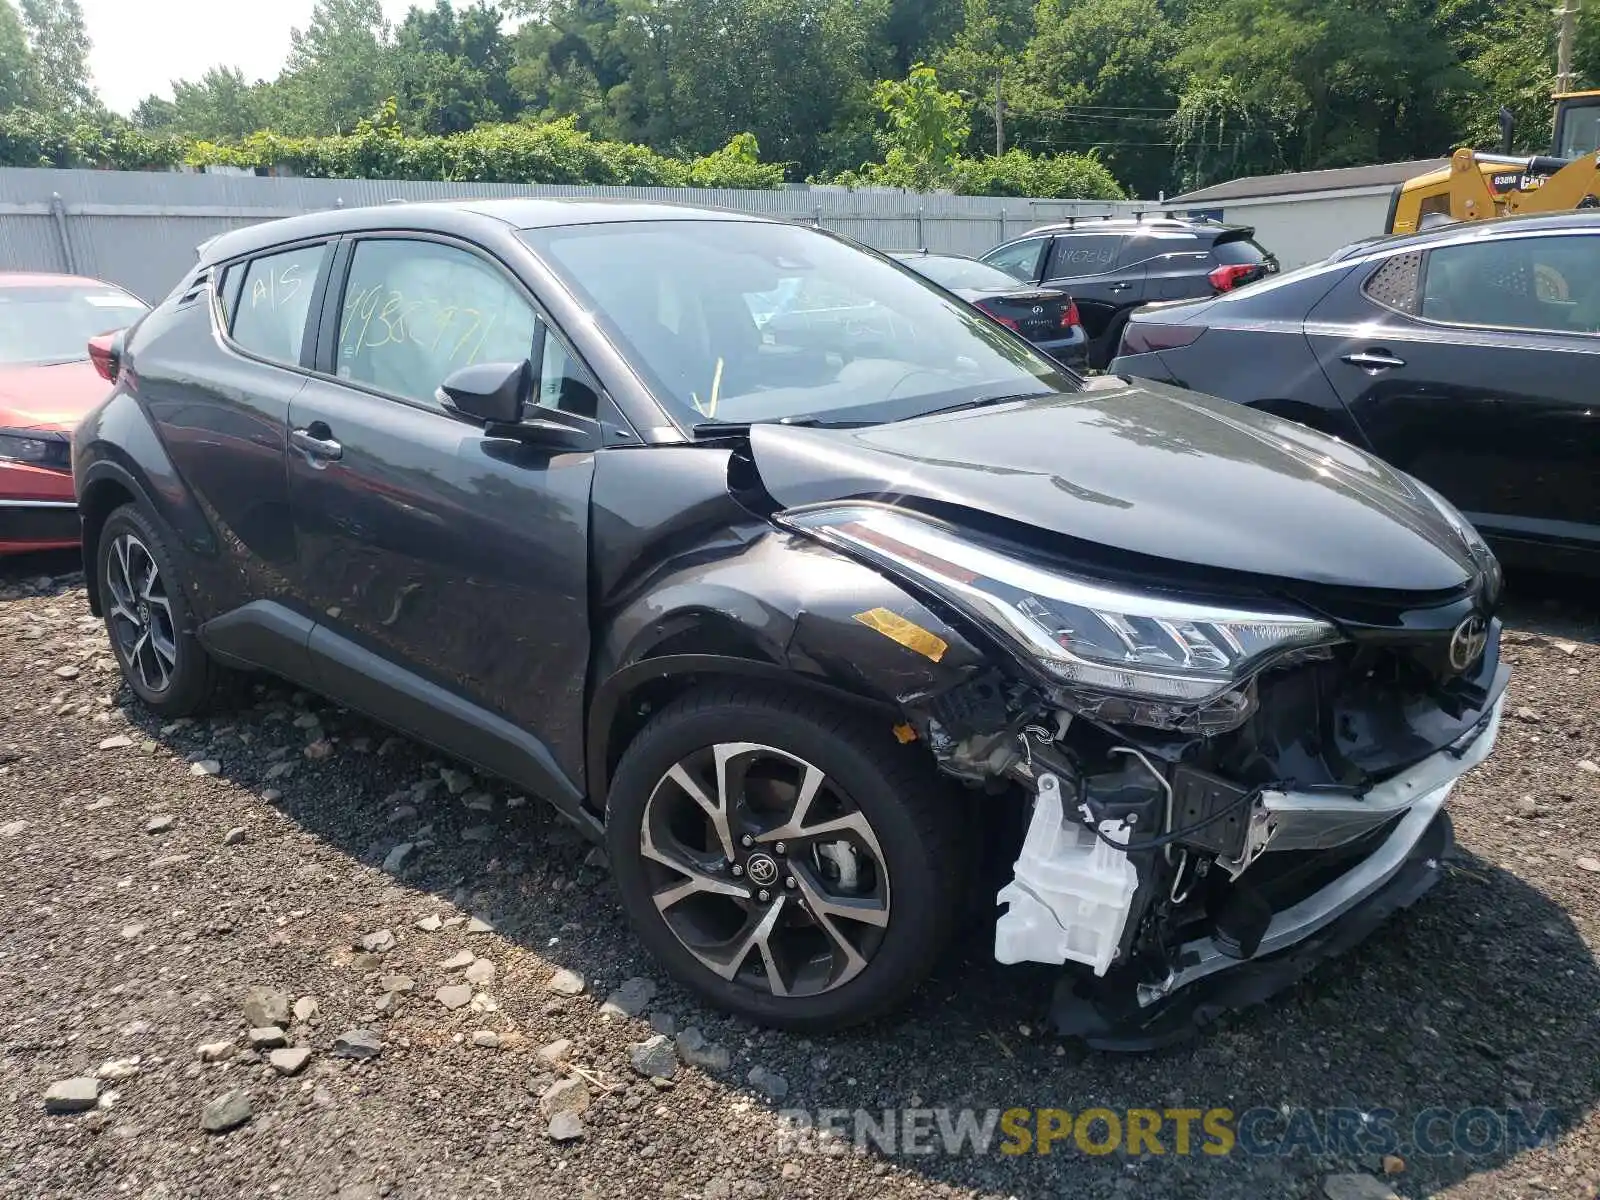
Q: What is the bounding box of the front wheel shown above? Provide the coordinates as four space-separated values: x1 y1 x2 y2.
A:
605 683 967 1032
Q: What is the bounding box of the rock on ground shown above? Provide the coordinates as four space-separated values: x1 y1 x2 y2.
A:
629 1035 678 1080
241 986 292 1028
601 976 657 1018
332 1029 383 1059
200 1090 252 1133
43 1078 98 1114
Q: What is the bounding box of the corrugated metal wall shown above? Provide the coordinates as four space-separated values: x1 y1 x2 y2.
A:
0 167 1148 301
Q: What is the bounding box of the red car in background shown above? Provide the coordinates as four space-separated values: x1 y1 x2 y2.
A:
0 273 147 554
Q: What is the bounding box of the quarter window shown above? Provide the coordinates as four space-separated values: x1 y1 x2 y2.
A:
229 244 328 365
1421 235 1600 333
1362 252 1423 314
336 239 539 405
534 324 601 418
982 237 1048 283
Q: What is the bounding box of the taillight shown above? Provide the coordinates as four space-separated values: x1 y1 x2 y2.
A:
88 331 122 383
1060 300 1081 329
975 302 1020 331
1208 263 1256 292
1119 322 1206 356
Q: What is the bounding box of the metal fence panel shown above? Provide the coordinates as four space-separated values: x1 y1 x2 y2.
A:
0 167 1153 300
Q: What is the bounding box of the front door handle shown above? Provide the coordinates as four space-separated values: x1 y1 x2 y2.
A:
1342 349 1406 371
291 427 343 462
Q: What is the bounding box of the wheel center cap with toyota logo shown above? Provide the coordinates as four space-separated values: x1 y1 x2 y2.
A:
1449 614 1488 672
745 852 780 887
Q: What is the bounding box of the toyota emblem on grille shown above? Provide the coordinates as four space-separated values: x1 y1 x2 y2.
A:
1449 614 1488 672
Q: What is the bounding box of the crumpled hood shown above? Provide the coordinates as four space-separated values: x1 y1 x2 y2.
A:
749 379 1481 592
0 360 111 430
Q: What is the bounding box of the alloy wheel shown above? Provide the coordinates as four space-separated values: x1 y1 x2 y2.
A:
640 742 892 998
105 532 179 694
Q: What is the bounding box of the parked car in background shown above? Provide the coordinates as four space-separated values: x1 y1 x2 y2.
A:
981 216 1278 368
75 200 1506 1047
892 251 1087 368
1110 211 1600 577
0 273 146 554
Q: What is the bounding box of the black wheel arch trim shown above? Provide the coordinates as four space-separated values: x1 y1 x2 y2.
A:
586 653 900 814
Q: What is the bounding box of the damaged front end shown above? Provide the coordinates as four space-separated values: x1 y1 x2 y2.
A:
782 502 1508 1049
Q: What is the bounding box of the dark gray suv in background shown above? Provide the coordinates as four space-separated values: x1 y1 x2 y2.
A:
982 216 1278 368
74 199 1505 1047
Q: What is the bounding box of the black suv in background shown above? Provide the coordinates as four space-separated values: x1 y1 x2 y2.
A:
73 199 1505 1046
982 216 1277 367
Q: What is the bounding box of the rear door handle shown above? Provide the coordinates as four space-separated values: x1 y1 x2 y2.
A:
1342 349 1406 371
291 427 343 462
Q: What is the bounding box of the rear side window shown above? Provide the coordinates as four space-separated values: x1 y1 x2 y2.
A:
336 238 539 406
982 237 1048 283
1045 234 1123 278
1420 234 1600 333
229 244 328 365
1362 251 1423 314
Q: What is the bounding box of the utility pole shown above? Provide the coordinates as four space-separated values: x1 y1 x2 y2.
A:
1556 0 1579 94
995 67 1006 157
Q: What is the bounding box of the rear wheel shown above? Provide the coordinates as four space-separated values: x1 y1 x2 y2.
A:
98 503 228 717
606 683 967 1031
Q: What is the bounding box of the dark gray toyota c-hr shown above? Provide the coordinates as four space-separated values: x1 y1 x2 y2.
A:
74 199 1508 1047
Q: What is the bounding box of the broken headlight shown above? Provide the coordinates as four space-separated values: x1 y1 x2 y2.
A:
783 504 1340 705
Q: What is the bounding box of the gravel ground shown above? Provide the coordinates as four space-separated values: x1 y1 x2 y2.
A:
2 549 1598 1200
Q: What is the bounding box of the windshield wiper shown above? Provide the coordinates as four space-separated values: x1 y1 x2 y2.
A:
903 390 1052 421
691 415 876 437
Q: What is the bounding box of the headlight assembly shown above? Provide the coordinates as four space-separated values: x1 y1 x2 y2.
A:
781 504 1341 706
0 430 68 468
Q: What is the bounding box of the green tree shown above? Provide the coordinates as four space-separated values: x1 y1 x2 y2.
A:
934 0 1034 155
394 0 516 134
274 0 398 135
864 65 971 188
0 0 40 110
19 0 94 111
135 67 274 140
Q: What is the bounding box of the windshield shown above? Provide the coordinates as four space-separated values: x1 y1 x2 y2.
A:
902 255 1029 292
0 284 147 366
1556 102 1600 157
521 221 1074 428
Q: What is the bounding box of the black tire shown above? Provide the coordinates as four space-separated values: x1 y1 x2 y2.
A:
606 682 968 1032
1089 309 1132 370
97 503 229 718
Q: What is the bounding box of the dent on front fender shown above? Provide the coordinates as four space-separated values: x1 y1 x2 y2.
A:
598 528 989 705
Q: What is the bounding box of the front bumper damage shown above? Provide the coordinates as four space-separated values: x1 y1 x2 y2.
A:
923 614 1510 1050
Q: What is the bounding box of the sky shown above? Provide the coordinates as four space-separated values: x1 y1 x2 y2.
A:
80 0 421 115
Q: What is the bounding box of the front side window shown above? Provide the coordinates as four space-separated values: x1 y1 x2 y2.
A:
0 283 147 367
230 244 327 365
336 239 539 405
981 237 1048 283
534 324 601 418
1421 234 1600 333
522 220 1073 429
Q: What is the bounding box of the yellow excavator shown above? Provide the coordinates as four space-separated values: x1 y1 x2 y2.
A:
1387 91 1600 233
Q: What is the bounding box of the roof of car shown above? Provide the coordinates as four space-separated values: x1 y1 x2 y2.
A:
1022 215 1239 235
0 271 116 288
198 197 775 266
1333 209 1600 261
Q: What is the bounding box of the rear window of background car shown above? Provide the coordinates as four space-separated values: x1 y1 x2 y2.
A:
1211 238 1271 265
335 239 539 406
228 245 328 366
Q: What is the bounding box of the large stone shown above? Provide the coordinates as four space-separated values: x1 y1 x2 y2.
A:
43 1078 98 1114
1322 1176 1400 1200
676 1028 731 1072
200 1090 252 1133
539 1077 591 1117
357 930 396 954
435 985 473 1011
269 1047 312 1076
545 968 585 996
536 1039 573 1067
601 977 657 1019
464 959 496 986
628 1035 678 1080
441 950 475 971
248 1026 287 1049
242 987 292 1028
332 1029 383 1060
547 1110 585 1143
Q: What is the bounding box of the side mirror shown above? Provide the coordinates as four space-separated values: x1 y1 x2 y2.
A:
437 360 531 425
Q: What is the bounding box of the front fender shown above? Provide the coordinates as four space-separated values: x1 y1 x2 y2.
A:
588 527 990 802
